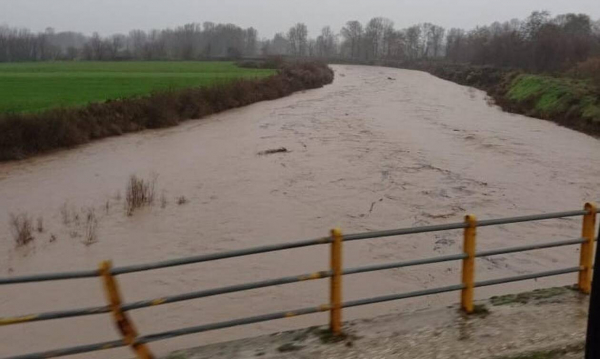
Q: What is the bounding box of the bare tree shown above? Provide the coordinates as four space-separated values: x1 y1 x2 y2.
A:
128 29 147 59
275 33 290 55
364 17 393 60
288 23 308 56
244 27 258 56
405 25 422 61
427 25 446 58
381 20 396 58
594 19 600 36
387 30 406 59
341 21 363 59
522 11 551 40
108 34 125 59
316 26 336 57
445 28 466 62
147 29 166 59
83 32 109 60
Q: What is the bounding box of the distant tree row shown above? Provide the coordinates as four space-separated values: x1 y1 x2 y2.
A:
445 12 600 71
1 11 599 72
0 22 258 61
261 12 600 72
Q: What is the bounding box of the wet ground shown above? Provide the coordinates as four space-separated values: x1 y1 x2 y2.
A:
1 65 599 358
168 287 588 359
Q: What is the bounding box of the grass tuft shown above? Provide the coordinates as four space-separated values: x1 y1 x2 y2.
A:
36 216 44 233
494 342 584 359
490 286 575 306
125 175 156 216
277 343 305 352
471 304 490 317
83 208 98 245
9 213 35 246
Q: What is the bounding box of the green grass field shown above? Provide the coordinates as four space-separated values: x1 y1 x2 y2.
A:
0 61 275 113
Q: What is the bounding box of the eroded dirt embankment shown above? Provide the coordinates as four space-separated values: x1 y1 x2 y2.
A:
1 65 599 358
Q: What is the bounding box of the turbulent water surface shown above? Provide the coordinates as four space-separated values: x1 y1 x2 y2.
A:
1 65 599 358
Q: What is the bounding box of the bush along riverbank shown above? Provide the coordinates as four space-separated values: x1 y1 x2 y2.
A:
0 61 334 161
404 62 600 137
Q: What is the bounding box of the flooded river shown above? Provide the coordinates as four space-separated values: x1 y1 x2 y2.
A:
1 65 599 358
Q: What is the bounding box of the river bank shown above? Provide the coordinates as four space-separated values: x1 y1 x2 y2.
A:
0 61 333 161
165 286 587 359
402 62 600 137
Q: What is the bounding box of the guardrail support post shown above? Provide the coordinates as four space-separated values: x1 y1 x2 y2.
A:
99 261 154 359
330 228 343 335
579 202 597 294
585 222 600 358
461 215 477 314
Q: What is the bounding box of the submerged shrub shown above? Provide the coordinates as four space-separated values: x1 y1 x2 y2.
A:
9 213 35 247
83 208 98 245
125 174 156 216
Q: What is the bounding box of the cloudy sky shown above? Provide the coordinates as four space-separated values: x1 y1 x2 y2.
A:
1 0 598 37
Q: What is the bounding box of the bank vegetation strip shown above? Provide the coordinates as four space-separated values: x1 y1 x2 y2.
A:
401 62 600 137
0 61 334 161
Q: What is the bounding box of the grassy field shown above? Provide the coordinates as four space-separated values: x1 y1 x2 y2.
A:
0 61 275 113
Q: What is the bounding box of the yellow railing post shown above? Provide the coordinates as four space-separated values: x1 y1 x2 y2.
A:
99 261 154 359
461 215 477 314
579 202 597 294
330 228 343 335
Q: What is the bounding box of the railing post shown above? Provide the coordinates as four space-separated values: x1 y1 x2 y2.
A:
579 202 597 294
461 215 477 314
585 222 600 359
330 228 343 335
99 261 154 359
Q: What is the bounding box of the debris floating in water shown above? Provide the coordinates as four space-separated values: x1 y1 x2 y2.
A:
258 147 289 156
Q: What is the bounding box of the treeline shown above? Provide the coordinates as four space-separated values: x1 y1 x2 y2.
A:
445 12 600 71
263 20 446 61
1 11 599 72
0 23 258 61
262 12 600 72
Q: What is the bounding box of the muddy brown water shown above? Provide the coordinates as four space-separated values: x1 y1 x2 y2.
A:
1 65 599 358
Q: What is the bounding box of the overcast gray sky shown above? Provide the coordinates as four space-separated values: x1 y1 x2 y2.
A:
1 0 598 38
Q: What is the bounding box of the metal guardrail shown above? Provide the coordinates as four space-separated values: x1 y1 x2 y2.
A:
0 203 597 359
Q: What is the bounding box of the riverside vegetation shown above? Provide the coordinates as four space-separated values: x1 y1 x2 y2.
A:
404 61 600 137
8 173 191 248
0 61 334 161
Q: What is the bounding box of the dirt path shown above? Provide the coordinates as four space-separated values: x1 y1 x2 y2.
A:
1 65 599 358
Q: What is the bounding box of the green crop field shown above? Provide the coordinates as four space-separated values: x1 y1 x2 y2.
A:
0 61 275 113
